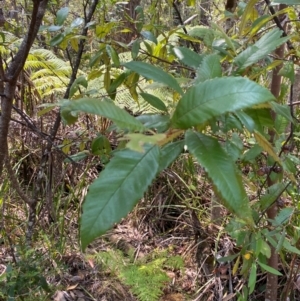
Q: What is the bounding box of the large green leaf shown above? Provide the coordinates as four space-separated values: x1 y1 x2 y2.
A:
185 131 253 224
56 7 69 26
123 61 183 95
234 29 290 70
171 77 274 129
159 140 185 172
61 98 145 132
172 46 204 68
195 54 222 83
80 145 160 250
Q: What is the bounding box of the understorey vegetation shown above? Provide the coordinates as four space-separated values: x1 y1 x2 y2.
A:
0 0 300 300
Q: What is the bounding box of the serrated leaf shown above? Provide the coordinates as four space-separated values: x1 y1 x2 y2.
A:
244 108 274 133
159 140 185 172
257 262 282 276
282 237 300 255
234 29 290 70
195 54 222 83
123 61 183 95
273 207 294 226
140 92 168 112
271 102 294 123
185 131 253 225
254 131 281 163
260 183 286 211
56 7 69 26
80 145 160 250
60 98 145 131
172 46 204 68
171 77 275 129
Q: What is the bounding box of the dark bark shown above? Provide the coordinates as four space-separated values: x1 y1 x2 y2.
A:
0 0 49 177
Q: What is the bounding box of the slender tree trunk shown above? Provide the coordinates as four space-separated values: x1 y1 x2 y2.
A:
265 4 287 300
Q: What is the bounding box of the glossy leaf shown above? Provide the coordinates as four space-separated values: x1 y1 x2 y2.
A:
234 29 290 70
140 92 168 112
171 77 275 129
136 114 170 132
123 61 183 95
185 131 253 225
61 98 145 131
159 140 185 172
106 45 120 67
172 46 204 68
80 145 160 250
195 54 222 83
56 7 69 26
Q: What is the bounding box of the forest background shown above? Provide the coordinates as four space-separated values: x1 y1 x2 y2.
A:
0 0 300 300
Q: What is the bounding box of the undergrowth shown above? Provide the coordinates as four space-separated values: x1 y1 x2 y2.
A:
92 248 184 301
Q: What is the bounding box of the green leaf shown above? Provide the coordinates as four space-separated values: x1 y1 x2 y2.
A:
195 54 222 83
159 140 185 172
106 45 120 67
185 131 253 225
244 108 274 133
260 183 286 211
136 114 170 132
80 145 160 250
172 46 204 68
50 33 64 46
248 263 257 294
91 135 111 156
131 39 141 59
61 98 145 131
234 29 290 70
56 7 69 26
272 0 300 4
71 17 84 28
140 92 168 112
242 144 262 162
271 102 294 123
171 77 275 129
257 261 282 276
254 131 281 163
282 237 300 255
273 207 294 226
69 76 88 98
64 151 89 163
141 31 157 44
123 61 183 95
48 25 63 32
